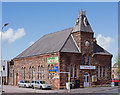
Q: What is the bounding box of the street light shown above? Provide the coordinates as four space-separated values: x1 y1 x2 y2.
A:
0 23 9 94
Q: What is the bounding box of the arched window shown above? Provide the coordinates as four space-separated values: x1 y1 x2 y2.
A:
84 55 86 64
38 66 41 79
88 56 90 65
66 64 69 80
32 67 35 79
48 65 51 79
51 65 54 79
71 65 73 78
29 67 32 79
22 67 24 79
41 66 44 79
97 66 99 78
24 67 26 79
75 65 77 78
103 66 106 78
100 66 102 77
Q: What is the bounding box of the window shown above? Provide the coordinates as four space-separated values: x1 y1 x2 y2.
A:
41 66 44 79
24 67 26 79
66 64 69 80
32 67 35 79
3 66 5 71
100 66 102 77
48 65 51 79
97 66 99 78
88 56 90 65
29 67 32 79
38 66 41 79
51 65 54 79
70 65 73 78
103 66 106 78
20 80 24 83
84 56 86 64
22 67 24 78
75 65 77 78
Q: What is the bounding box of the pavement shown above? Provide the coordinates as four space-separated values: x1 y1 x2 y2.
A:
2 85 119 93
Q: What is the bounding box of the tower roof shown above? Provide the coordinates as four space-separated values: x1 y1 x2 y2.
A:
72 10 93 33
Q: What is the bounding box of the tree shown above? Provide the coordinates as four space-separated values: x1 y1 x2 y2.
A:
114 54 120 78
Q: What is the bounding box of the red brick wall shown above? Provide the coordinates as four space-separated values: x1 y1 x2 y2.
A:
9 53 60 89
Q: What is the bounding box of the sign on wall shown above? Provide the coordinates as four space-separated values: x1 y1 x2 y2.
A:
80 65 96 69
47 57 58 64
92 75 97 82
53 74 59 79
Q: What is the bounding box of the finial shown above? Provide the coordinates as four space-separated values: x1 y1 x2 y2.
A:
79 9 86 16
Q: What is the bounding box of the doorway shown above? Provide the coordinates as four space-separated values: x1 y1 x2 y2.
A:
84 72 90 87
16 73 19 85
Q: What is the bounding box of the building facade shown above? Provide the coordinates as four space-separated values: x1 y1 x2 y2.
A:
112 63 118 79
9 11 112 89
0 60 9 85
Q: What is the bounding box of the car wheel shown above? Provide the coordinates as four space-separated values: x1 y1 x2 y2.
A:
24 85 26 88
40 86 43 90
32 85 34 89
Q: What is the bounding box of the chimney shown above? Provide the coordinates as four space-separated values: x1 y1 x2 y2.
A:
93 38 97 43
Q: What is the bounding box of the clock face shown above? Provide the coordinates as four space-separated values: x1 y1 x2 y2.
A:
85 41 90 47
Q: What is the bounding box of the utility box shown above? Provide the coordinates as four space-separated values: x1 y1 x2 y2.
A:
70 82 74 89
66 82 70 90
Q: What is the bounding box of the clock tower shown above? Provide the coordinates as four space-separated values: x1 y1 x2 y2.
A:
72 10 94 65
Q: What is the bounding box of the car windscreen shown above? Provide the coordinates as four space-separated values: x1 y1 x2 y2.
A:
40 81 46 84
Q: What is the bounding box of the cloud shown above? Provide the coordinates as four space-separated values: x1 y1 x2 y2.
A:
0 28 26 43
29 41 35 46
96 34 114 50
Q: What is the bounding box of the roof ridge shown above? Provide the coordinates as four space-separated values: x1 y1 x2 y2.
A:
43 27 73 37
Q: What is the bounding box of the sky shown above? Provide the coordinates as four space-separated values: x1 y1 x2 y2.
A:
1 2 118 66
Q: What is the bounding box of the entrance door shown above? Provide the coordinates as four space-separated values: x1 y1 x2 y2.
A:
84 73 90 87
16 73 19 85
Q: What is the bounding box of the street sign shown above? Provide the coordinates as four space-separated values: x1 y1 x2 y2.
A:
80 65 96 69
49 70 56 73
54 66 58 72
49 66 58 73
47 57 58 64
53 74 59 79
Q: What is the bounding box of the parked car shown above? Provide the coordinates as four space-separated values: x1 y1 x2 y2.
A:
18 80 31 88
31 80 51 89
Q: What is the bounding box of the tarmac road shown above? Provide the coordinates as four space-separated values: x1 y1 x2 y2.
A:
2 85 119 94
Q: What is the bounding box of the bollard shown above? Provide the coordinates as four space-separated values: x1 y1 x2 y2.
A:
68 73 70 92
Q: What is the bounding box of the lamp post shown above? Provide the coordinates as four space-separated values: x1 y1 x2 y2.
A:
0 23 9 94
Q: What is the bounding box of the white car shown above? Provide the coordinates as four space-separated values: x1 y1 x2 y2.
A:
31 80 51 90
18 80 31 88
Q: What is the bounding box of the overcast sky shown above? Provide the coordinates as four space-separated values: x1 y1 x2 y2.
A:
1 2 118 66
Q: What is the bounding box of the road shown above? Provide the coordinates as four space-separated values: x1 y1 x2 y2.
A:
2 85 119 93
94 88 120 93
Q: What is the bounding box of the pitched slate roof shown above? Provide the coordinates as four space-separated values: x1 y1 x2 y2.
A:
61 35 80 53
93 42 112 55
15 28 80 58
72 11 93 33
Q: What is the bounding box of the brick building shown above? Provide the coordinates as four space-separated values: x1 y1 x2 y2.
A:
9 10 112 89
